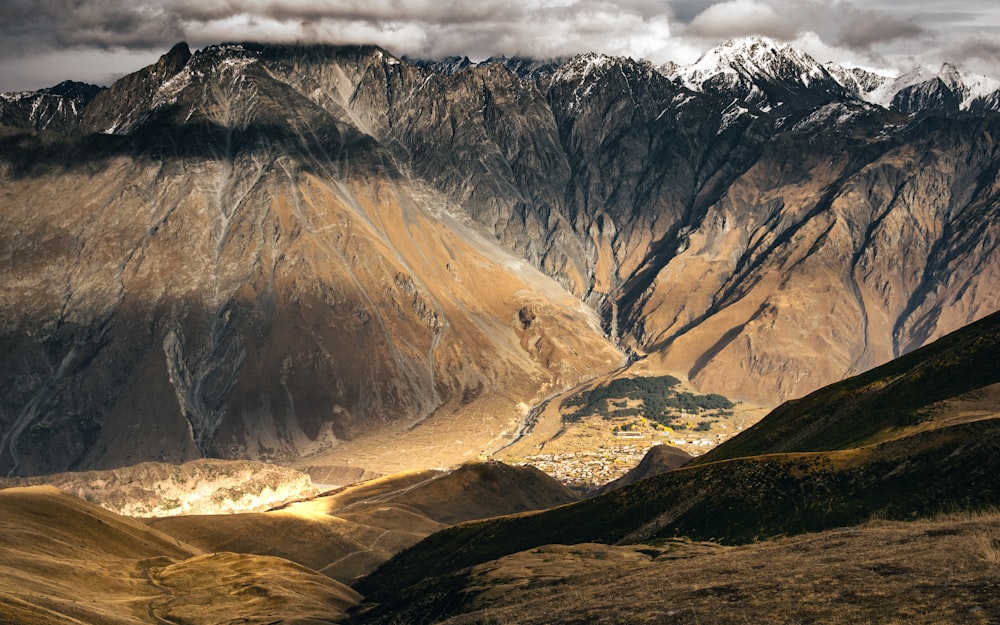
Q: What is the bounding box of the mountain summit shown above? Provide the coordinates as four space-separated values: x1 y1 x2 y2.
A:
668 36 850 110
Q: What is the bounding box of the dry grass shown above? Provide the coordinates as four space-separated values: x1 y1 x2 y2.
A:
974 529 1000 566
0 486 359 625
359 512 1000 625
147 462 575 584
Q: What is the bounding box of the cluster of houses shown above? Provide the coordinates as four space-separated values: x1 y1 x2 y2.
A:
520 445 653 487
520 431 733 488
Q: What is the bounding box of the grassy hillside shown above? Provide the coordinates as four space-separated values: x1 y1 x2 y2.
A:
0 486 359 624
355 311 1000 612
148 461 576 584
350 511 1000 625
692 309 1000 462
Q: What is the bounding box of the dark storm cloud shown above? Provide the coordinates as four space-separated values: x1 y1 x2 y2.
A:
668 0 716 23
836 11 928 50
945 36 1000 64
0 1 679 57
0 0 185 50
167 0 524 27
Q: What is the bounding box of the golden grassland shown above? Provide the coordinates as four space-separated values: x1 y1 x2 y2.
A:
0 486 360 625
352 510 1000 625
147 462 575 584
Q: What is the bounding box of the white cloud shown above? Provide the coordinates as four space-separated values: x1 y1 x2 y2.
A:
687 0 799 40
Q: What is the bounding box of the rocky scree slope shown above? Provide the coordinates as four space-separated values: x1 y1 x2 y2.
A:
2 36 999 474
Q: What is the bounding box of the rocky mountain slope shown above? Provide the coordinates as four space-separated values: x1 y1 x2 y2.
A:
0 43 621 476
1 36 998 475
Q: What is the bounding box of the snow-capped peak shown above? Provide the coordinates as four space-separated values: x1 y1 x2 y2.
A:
665 36 846 111
832 62 1000 111
671 36 830 92
935 63 1000 109
553 53 621 82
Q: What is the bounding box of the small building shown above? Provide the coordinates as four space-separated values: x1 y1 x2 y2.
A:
614 431 644 439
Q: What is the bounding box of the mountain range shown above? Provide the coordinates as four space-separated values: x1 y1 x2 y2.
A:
1 35 998 476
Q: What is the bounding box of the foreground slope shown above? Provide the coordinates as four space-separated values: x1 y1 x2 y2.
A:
0 486 359 624
350 514 1000 625
357 311 1000 600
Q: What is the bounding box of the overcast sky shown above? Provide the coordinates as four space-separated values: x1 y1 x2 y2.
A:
2 0 999 92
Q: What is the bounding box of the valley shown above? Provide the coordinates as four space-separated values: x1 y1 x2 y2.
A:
1 32 999 625
492 370 770 490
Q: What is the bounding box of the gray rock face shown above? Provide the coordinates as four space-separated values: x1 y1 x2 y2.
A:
0 81 103 133
1 37 998 475
0 43 621 476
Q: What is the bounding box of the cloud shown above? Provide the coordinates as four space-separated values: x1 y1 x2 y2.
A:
167 0 526 27
836 11 927 50
943 35 1000 64
0 1 688 59
0 0 185 50
686 0 800 40
0 0 998 92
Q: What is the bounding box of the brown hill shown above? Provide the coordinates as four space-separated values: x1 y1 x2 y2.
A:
593 443 693 494
350 512 1000 625
0 486 359 624
148 460 576 583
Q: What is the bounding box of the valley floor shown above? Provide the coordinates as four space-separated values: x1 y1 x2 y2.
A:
493 375 770 490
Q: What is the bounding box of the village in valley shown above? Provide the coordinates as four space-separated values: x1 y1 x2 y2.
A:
501 374 771 490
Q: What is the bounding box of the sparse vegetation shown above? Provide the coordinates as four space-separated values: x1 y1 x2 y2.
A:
351 512 1000 625
358 416 1000 604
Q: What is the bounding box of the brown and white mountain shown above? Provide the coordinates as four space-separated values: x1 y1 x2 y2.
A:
1 36 998 476
0 42 622 476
